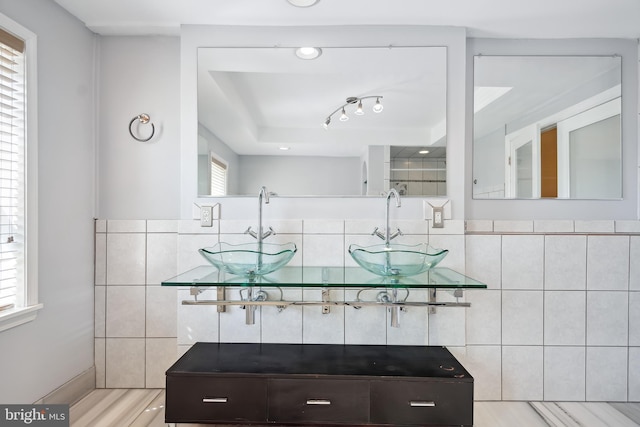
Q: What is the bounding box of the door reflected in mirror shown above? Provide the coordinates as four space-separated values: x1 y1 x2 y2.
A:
197 46 447 197
473 55 621 200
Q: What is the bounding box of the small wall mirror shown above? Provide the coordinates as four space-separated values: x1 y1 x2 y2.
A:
473 55 621 199
197 46 447 196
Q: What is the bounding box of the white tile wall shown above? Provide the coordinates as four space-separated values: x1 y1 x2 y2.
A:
586 347 628 401
95 218 640 403
502 346 543 401
586 236 629 291
502 291 543 345
502 235 544 290
544 235 587 290
586 291 629 346
544 346 586 401
544 291 586 346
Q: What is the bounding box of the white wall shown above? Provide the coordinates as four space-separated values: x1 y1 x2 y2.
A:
97 36 181 220
0 0 96 403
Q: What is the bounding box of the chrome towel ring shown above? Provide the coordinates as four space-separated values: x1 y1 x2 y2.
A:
128 113 155 142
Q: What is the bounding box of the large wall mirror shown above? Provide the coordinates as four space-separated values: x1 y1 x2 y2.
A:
197 46 447 197
473 55 621 200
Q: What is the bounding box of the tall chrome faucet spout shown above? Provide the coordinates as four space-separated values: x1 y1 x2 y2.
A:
385 188 402 246
258 186 270 245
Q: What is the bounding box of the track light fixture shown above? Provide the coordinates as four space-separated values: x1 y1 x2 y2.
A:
322 96 383 129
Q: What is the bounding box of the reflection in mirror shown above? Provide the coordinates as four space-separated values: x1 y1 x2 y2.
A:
197 47 447 196
473 55 621 200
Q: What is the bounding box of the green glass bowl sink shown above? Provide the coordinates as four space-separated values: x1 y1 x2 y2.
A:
348 243 448 277
199 242 297 276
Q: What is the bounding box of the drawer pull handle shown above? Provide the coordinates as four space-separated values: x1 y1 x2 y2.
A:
203 397 228 403
410 401 436 407
306 399 331 405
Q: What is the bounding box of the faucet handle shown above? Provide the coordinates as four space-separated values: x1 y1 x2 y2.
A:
371 227 385 240
245 226 258 239
389 228 403 241
261 226 276 239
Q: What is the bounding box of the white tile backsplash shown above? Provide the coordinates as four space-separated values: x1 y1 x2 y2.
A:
146 286 177 337
106 286 146 337
586 235 629 291
344 289 387 345
95 217 638 402
303 219 344 234
146 233 178 285
630 292 640 346
465 235 502 289
586 347 628 401
630 237 640 291
177 288 219 345
502 346 543 401
95 233 106 285
302 288 345 344
95 286 106 338
574 220 615 233
261 288 303 343
458 345 502 400
106 233 146 285
494 220 533 233
145 338 178 388
303 234 344 267
629 348 640 401
544 235 587 290
533 220 574 233
502 291 543 345
544 291 586 346
466 290 501 345
586 291 629 346
105 338 146 388
107 220 146 233
502 235 544 290
544 346 586 401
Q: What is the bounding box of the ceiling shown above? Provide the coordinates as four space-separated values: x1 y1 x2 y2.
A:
52 0 640 39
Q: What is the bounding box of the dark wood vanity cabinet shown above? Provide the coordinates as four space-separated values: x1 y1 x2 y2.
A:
165 343 473 426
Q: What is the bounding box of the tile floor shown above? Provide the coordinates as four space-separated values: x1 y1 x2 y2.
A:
69 388 640 427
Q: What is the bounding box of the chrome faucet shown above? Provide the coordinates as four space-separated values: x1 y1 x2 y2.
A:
372 188 403 245
245 186 275 244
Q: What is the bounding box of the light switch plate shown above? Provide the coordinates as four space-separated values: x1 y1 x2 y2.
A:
432 206 444 228
200 206 213 227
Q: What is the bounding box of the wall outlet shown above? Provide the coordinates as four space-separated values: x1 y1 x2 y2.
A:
200 205 213 227
432 206 444 228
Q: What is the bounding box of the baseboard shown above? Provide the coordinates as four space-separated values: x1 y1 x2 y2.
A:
34 366 96 405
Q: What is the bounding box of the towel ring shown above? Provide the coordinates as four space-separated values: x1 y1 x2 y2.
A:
129 113 155 142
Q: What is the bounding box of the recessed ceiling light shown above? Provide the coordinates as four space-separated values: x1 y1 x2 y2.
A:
419 150 430 154
287 0 319 7
279 146 290 151
295 47 322 60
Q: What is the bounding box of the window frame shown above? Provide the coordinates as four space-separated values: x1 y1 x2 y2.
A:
0 13 41 332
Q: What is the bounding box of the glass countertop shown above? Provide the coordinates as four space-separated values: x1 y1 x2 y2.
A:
161 266 487 289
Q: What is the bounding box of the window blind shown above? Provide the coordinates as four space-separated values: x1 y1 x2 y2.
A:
0 28 25 312
210 156 227 196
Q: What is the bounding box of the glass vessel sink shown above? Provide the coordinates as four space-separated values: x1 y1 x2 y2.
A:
199 242 297 277
348 243 448 277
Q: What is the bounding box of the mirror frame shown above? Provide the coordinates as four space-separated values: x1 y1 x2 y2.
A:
180 25 468 220
466 38 638 220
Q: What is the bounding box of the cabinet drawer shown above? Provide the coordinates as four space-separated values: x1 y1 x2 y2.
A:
370 380 473 426
268 378 369 424
165 376 267 423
